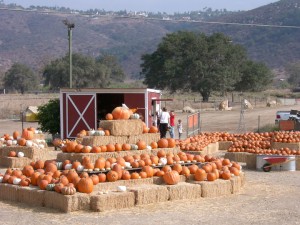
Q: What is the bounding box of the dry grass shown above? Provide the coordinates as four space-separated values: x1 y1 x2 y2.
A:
0 93 59 119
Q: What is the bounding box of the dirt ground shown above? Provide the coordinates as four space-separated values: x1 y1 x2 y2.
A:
0 105 300 224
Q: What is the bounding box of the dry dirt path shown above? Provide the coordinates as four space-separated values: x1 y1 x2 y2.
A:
0 169 299 225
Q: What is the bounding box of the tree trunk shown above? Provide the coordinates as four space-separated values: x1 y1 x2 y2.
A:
200 91 210 102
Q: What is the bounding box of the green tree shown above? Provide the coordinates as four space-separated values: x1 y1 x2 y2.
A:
3 63 39 94
141 31 247 101
234 60 274 92
37 99 60 138
97 54 125 82
43 53 125 90
286 61 300 88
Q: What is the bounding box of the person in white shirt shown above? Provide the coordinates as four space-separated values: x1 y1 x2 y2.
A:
159 107 170 138
177 119 183 139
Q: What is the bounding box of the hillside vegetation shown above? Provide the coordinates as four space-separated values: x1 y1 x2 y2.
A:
0 0 299 80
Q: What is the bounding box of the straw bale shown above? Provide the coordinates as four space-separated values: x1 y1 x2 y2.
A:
199 179 232 198
166 182 202 201
185 143 218 156
94 178 154 192
218 141 233 150
99 120 143 136
239 172 246 187
296 156 300 171
224 152 248 163
246 153 257 170
128 185 169 205
230 176 242 194
90 191 135 212
18 186 45 206
82 136 128 146
33 133 45 140
151 147 181 156
44 191 81 213
0 146 50 160
128 133 160 145
0 156 31 168
0 183 19 202
271 142 300 150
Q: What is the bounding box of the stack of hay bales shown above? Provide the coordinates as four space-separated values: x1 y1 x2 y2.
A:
0 145 49 168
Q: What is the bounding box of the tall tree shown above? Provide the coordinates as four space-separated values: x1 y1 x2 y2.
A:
3 63 39 94
141 31 247 101
235 60 274 92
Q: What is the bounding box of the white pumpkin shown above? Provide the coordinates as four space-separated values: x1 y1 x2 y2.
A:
13 178 21 185
94 130 105 136
88 129 95 136
159 157 167 165
64 163 72 170
12 140 18 145
6 140 13 146
146 145 152 150
26 140 33 147
117 186 127 192
38 144 45 149
76 165 84 172
124 162 131 168
34 130 39 134
17 152 24 158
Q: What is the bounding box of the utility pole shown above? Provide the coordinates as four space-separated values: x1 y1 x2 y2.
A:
62 19 75 88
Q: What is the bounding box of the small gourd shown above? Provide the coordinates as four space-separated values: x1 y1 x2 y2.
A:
13 178 21 185
130 113 140 119
146 145 152 150
46 183 56 191
88 129 95 136
61 186 77 195
131 144 138 150
77 165 84 172
17 152 25 158
64 163 72 170
26 140 33 147
94 130 105 136
159 157 167 165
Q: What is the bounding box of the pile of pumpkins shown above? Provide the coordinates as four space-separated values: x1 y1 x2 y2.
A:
0 127 46 149
58 137 176 154
0 150 242 194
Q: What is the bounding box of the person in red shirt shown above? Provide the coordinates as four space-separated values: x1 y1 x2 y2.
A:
169 110 175 138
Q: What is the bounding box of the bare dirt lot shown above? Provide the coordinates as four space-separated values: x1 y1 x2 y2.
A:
0 105 300 224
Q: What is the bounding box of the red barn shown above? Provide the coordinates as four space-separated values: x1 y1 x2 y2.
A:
60 88 161 139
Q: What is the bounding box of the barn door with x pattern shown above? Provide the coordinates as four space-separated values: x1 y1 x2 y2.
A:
66 93 96 138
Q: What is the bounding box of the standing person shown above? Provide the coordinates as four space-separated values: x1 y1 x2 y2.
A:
177 119 183 140
169 110 175 138
159 107 170 138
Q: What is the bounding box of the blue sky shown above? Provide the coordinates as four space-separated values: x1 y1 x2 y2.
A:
4 0 280 13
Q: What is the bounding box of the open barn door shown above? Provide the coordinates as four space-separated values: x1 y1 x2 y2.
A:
65 93 97 138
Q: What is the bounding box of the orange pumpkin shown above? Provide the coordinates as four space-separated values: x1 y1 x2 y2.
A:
194 168 207 181
163 170 180 185
13 131 20 140
149 126 158 133
107 170 119 182
105 113 114 120
157 138 168 148
21 129 33 140
77 177 94 193
111 107 130 120
137 140 147 150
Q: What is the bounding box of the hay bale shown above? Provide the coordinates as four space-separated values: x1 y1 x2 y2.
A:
0 146 49 161
90 191 135 212
239 172 246 187
128 185 169 205
230 176 242 194
152 175 186 185
166 182 202 201
271 142 300 150
99 120 143 136
33 133 45 140
224 152 248 163
128 133 160 145
246 153 256 170
18 186 45 206
0 156 31 168
296 156 300 171
182 106 195 113
218 141 233 150
82 136 129 146
94 178 154 192
0 184 19 202
44 191 85 213
192 179 232 198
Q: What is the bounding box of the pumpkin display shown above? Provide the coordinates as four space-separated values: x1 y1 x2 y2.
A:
77 177 93 194
194 169 207 181
136 140 146 150
142 165 154 177
163 170 180 185
157 138 169 148
17 138 27 146
111 107 130 120
61 186 77 195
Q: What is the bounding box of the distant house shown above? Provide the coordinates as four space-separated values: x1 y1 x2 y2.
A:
21 106 39 122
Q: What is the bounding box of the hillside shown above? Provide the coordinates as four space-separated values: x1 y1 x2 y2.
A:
0 0 299 80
